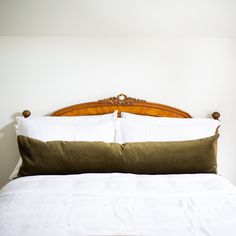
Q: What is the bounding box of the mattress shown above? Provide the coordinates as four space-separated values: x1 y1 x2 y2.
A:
0 173 236 236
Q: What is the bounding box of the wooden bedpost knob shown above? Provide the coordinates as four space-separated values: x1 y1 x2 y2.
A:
212 111 220 120
22 110 31 118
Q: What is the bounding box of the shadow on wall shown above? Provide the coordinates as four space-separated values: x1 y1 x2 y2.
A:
0 113 21 188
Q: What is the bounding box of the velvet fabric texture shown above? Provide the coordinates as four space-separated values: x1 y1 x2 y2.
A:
17 134 219 177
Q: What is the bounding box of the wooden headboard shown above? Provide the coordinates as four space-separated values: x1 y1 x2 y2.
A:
22 94 220 120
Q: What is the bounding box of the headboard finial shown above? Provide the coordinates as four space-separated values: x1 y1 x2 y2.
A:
22 110 31 118
212 111 220 120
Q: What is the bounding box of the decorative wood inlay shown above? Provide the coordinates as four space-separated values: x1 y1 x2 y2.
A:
98 94 146 105
45 94 192 118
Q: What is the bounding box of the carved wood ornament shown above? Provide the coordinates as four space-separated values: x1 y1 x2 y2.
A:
98 94 146 105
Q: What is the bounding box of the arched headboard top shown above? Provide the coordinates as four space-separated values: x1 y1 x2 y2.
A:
22 94 220 120
51 94 191 118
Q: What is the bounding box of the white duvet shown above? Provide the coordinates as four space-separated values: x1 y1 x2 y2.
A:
1 173 236 236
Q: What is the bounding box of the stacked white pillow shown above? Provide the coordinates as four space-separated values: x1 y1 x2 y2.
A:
10 111 117 179
115 112 220 143
15 113 117 142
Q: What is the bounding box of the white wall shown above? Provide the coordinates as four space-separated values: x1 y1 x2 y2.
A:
0 37 236 188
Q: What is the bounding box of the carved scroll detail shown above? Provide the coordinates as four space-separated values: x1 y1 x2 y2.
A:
98 94 146 105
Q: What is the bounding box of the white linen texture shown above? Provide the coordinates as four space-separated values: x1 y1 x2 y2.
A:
1 173 236 236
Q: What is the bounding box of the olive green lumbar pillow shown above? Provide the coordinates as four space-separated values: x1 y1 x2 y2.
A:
17 135 123 177
17 134 219 177
122 134 219 174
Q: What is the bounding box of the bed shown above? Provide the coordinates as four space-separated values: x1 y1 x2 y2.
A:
1 94 236 236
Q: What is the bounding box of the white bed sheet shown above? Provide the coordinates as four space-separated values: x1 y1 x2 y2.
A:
1 173 236 236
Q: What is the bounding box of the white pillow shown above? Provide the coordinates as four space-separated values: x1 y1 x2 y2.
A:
15 112 117 142
116 112 220 143
10 111 117 179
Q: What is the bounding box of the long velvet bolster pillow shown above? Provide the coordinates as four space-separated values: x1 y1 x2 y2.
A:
17 134 219 177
